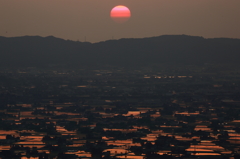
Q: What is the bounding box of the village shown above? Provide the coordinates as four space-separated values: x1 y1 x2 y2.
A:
0 65 240 159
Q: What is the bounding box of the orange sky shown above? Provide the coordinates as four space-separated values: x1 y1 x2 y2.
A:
0 0 240 43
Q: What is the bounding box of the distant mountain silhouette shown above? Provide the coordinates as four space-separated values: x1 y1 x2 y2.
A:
0 35 240 68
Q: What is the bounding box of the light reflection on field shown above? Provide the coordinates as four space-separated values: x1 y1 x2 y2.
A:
0 102 239 158
117 155 144 159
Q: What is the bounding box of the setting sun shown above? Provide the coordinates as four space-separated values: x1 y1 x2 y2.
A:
110 5 131 23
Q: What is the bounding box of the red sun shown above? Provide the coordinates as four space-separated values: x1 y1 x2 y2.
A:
110 5 131 23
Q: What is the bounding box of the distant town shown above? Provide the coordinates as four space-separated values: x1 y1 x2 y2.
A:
0 64 240 159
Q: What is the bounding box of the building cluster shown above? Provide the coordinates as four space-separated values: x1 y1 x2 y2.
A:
0 66 240 159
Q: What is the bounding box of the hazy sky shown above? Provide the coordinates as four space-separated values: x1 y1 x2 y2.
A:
0 0 240 43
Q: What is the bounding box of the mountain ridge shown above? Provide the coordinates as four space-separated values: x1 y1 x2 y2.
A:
0 35 240 68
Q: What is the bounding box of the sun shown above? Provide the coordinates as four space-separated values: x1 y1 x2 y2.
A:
110 5 131 23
